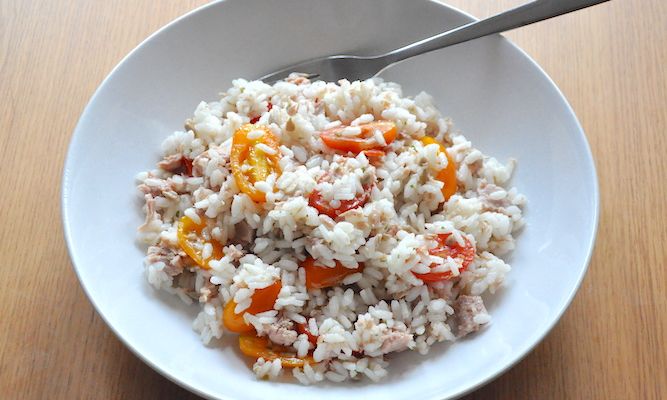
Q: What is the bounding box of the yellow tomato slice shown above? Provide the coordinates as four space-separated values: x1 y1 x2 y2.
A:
230 124 281 203
176 215 223 269
421 137 457 201
239 335 314 368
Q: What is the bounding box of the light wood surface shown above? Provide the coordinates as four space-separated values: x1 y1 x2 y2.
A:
1 0 665 398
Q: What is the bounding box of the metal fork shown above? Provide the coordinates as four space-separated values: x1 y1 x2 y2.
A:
259 0 608 83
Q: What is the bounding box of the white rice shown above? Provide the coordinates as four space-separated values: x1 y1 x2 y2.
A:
137 74 526 384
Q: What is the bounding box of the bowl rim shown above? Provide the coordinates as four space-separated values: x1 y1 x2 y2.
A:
61 0 600 398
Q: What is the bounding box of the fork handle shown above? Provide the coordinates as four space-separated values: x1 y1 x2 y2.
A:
382 0 609 64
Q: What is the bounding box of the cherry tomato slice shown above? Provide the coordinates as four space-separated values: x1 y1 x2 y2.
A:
308 173 372 219
295 323 318 345
421 137 457 201
249 102 272 124
231 124 281 203
302 257 364 289
361 149 385 164
320 121 397 154
223 300 255 333
176 215 223 270
308 187 370 219
413 233 475 282
223 281 282 333
239 335 314 368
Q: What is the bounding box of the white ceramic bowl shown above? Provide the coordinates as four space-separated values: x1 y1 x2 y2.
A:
62 0 599 398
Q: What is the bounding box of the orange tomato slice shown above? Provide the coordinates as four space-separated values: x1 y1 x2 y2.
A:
223 300 255 333
320 121 397 154
176 215 223 270
239 335 314 368
361 149 385 164
223 281 282 333
421 136 457 201
302 257 364 289
231 124 281 203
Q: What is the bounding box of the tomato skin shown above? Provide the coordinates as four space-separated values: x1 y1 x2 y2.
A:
361 149 385 164
249 102 272 124
245 281 282 314
182 156 193 176
308 184 371 219
308 172 373 219
413 233 475 282
222 281 282 333
320 121 397 154
223 300 255 333
295 323 318 345
421 137 457 201
239 335 314 368
176 215 223 270
302 257 364 289
231 124 281 203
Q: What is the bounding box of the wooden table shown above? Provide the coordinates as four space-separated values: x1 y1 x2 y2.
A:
1 0 665 398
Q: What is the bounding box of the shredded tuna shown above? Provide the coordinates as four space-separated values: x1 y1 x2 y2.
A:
138 178 178 200
192 145 230 178
224 245 245 261
232 221 255 246
146 240 190 276
386 225 400 236
286 73 310 85
138 195 159 232
454 295 489 337
173 270 197 299
157 153 186 172
199 279 219 302
267 319 298 346
380 329 413 353
478 182 511 210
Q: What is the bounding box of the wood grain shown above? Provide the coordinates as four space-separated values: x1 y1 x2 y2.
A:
0 0 665 398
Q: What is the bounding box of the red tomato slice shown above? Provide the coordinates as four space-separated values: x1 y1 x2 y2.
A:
295 323 318 345
249 102 272 124
413 233 475 282
308 173 372 219
308 185 370 219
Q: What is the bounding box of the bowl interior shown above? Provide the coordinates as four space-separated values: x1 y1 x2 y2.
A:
62 0 598 399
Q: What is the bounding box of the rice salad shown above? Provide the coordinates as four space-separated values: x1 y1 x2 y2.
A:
136 74 526 384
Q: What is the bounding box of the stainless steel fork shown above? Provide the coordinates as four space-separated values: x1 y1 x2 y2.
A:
258 0 609 83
